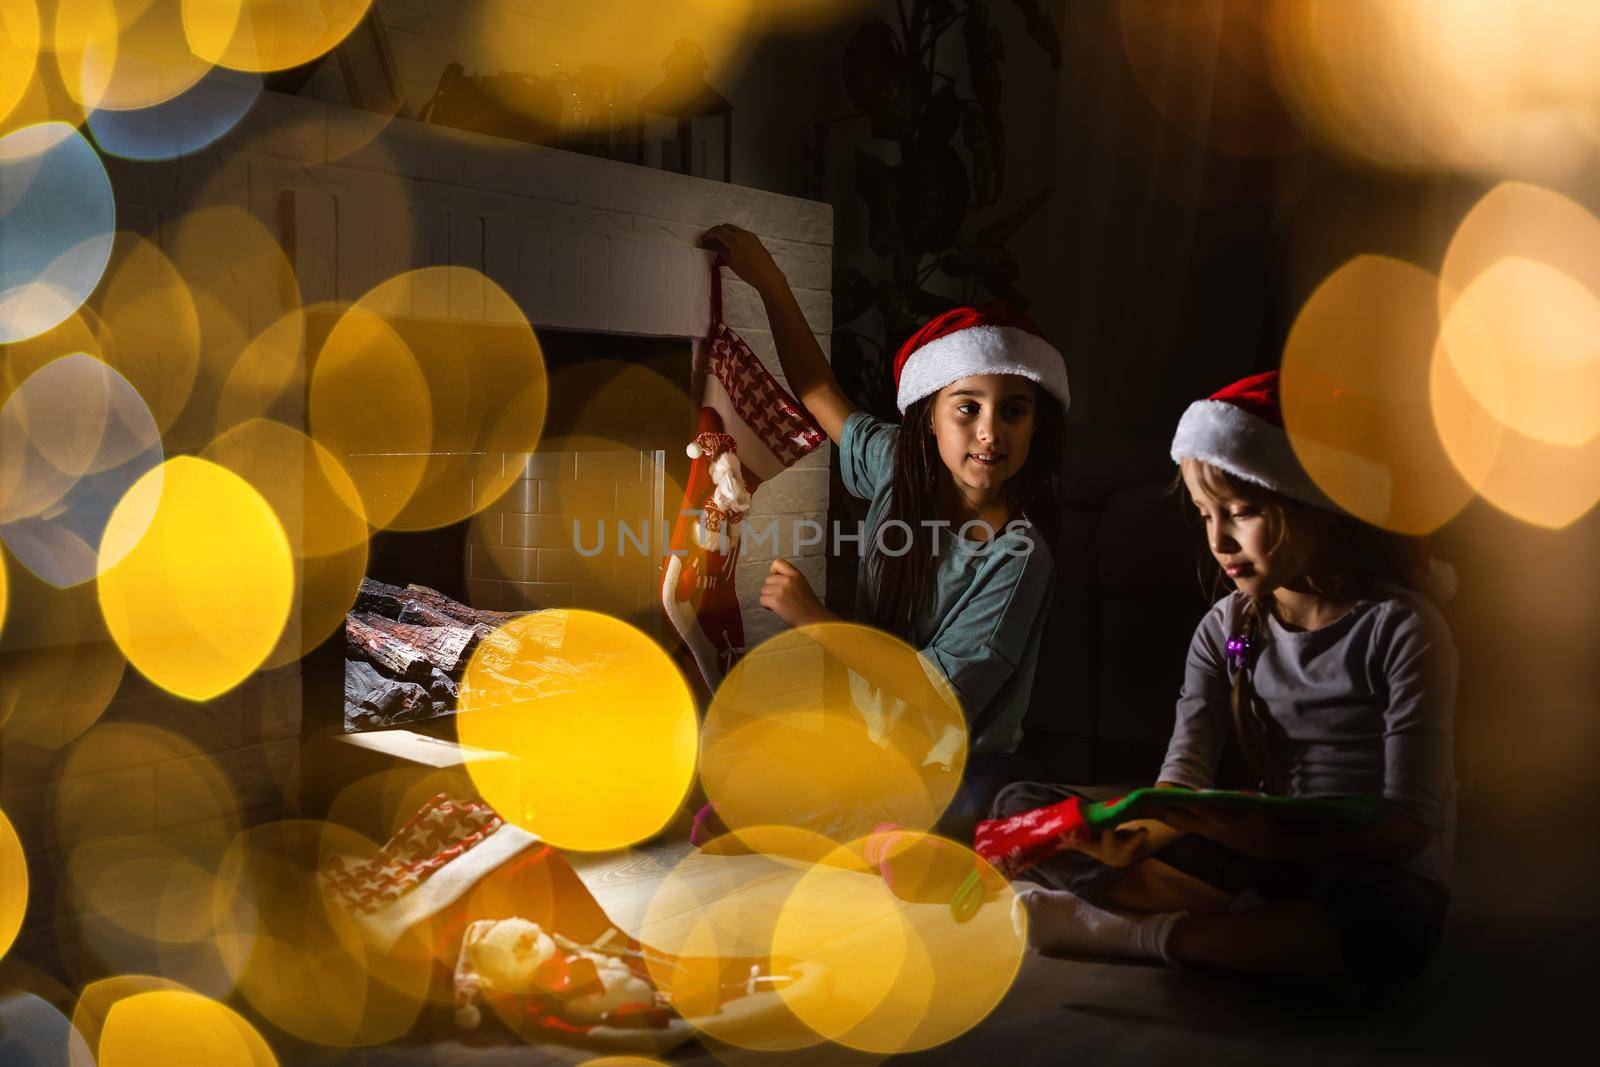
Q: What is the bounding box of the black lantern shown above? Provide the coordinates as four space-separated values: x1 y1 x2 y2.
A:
637 39 733 182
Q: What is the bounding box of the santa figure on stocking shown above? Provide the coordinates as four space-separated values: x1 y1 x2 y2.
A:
661 260 826 693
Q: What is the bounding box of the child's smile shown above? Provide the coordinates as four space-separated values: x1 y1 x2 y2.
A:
932 374 1038 503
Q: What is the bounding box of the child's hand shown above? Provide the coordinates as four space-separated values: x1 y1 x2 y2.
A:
759 558 828 629
702 223 784 293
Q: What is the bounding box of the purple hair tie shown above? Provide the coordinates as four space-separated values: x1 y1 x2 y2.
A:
1226 633 1251 670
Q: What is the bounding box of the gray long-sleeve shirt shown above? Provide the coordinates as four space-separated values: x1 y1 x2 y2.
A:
1158 586 1459 886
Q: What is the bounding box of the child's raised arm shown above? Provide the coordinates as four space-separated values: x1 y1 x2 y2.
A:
702 224 856 445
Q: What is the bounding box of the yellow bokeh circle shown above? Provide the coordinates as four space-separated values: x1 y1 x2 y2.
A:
0 0 41 129
827 833 1023 1054
309 303 430 530
1280 255 1477 534
0 563 126 747
345 267 550 532
90 230 201 437
182 0 373 73
96 456 293 701
769 842 907 1042
1431 322 1600 529
0 806 27 961
1439 182 1600 447
99 989 278 1067
60 0 216 112
642 825 836 1052
701 623 967 844
457 609 697 851
214 819 430 1047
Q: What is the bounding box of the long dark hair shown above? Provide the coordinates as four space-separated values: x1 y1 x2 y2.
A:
1176 458 1426 792
869 385 1064 637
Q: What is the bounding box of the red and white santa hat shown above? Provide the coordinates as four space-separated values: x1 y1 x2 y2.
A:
1170 370 1335 509
892 302 1070 413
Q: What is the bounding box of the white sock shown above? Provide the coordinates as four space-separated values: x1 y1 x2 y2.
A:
1012 885 1184 966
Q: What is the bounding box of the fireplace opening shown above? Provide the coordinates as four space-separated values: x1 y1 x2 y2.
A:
314 325 694 768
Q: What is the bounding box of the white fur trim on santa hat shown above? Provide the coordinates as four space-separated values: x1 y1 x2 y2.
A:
1170 399 1335 509
896 325 1070 412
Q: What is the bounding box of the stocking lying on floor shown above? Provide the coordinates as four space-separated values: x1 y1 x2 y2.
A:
319 793 798 1050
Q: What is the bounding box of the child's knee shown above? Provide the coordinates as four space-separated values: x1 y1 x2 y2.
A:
1318 869 1449 983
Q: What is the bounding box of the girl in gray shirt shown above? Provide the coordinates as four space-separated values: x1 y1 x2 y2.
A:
999 371 1457 984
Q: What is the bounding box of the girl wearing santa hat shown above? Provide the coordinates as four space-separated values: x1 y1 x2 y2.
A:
995 370 1458 983
703 223 1068 834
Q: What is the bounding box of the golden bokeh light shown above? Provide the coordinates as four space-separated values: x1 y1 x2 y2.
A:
59 0 214 112
72 974 196 1066
181 0 372 73
213 819 429 1047
1266 0 1600 182
826 833 1022 1054
202 415 372 669
461 0 754 129
1438 182 1600 447
203 418 368 557
0 46 89 139
1280 255 1478 534
457 609 698 851
642 824 835 1052
340 267 549 532
701 623 967 844
769 842 907 1043
160 205 302 451
214 304 310 436
55 724 240 972
1431 322 1600 529
0 546 8 637
308 303 430 530
0 563 126 746
90 230 201 437
1119 0 1304 157
99 989 278 1067
0 0 41 129
96 456 293 701
0 806 27 961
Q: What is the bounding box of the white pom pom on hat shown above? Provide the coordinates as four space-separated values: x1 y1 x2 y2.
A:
892 302 1070 413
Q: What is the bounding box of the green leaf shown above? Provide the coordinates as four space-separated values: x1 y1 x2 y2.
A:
1008 0 1062 70
855 151 899 258
974 188 1051 249
963 4 1005 119
878 282 923 352
910 288 959 317
963 5 1007 204
843 20 903 116
918 84 965 152
961 101 1003 207
896 145 970 255
978 275 1029 312
832 267 878 328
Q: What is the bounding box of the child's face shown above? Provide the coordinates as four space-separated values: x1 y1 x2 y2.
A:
930 374 1038 500
1182 465 1284 597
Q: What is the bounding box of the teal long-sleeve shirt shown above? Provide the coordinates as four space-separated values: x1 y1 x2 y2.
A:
839 411 1055 757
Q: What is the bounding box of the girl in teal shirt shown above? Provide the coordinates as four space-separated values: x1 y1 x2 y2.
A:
703 223 1069 833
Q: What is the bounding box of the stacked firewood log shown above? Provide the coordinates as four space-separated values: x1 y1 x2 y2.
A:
343 579 536 732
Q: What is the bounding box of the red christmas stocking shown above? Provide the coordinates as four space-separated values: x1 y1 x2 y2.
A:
661 262 825 692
